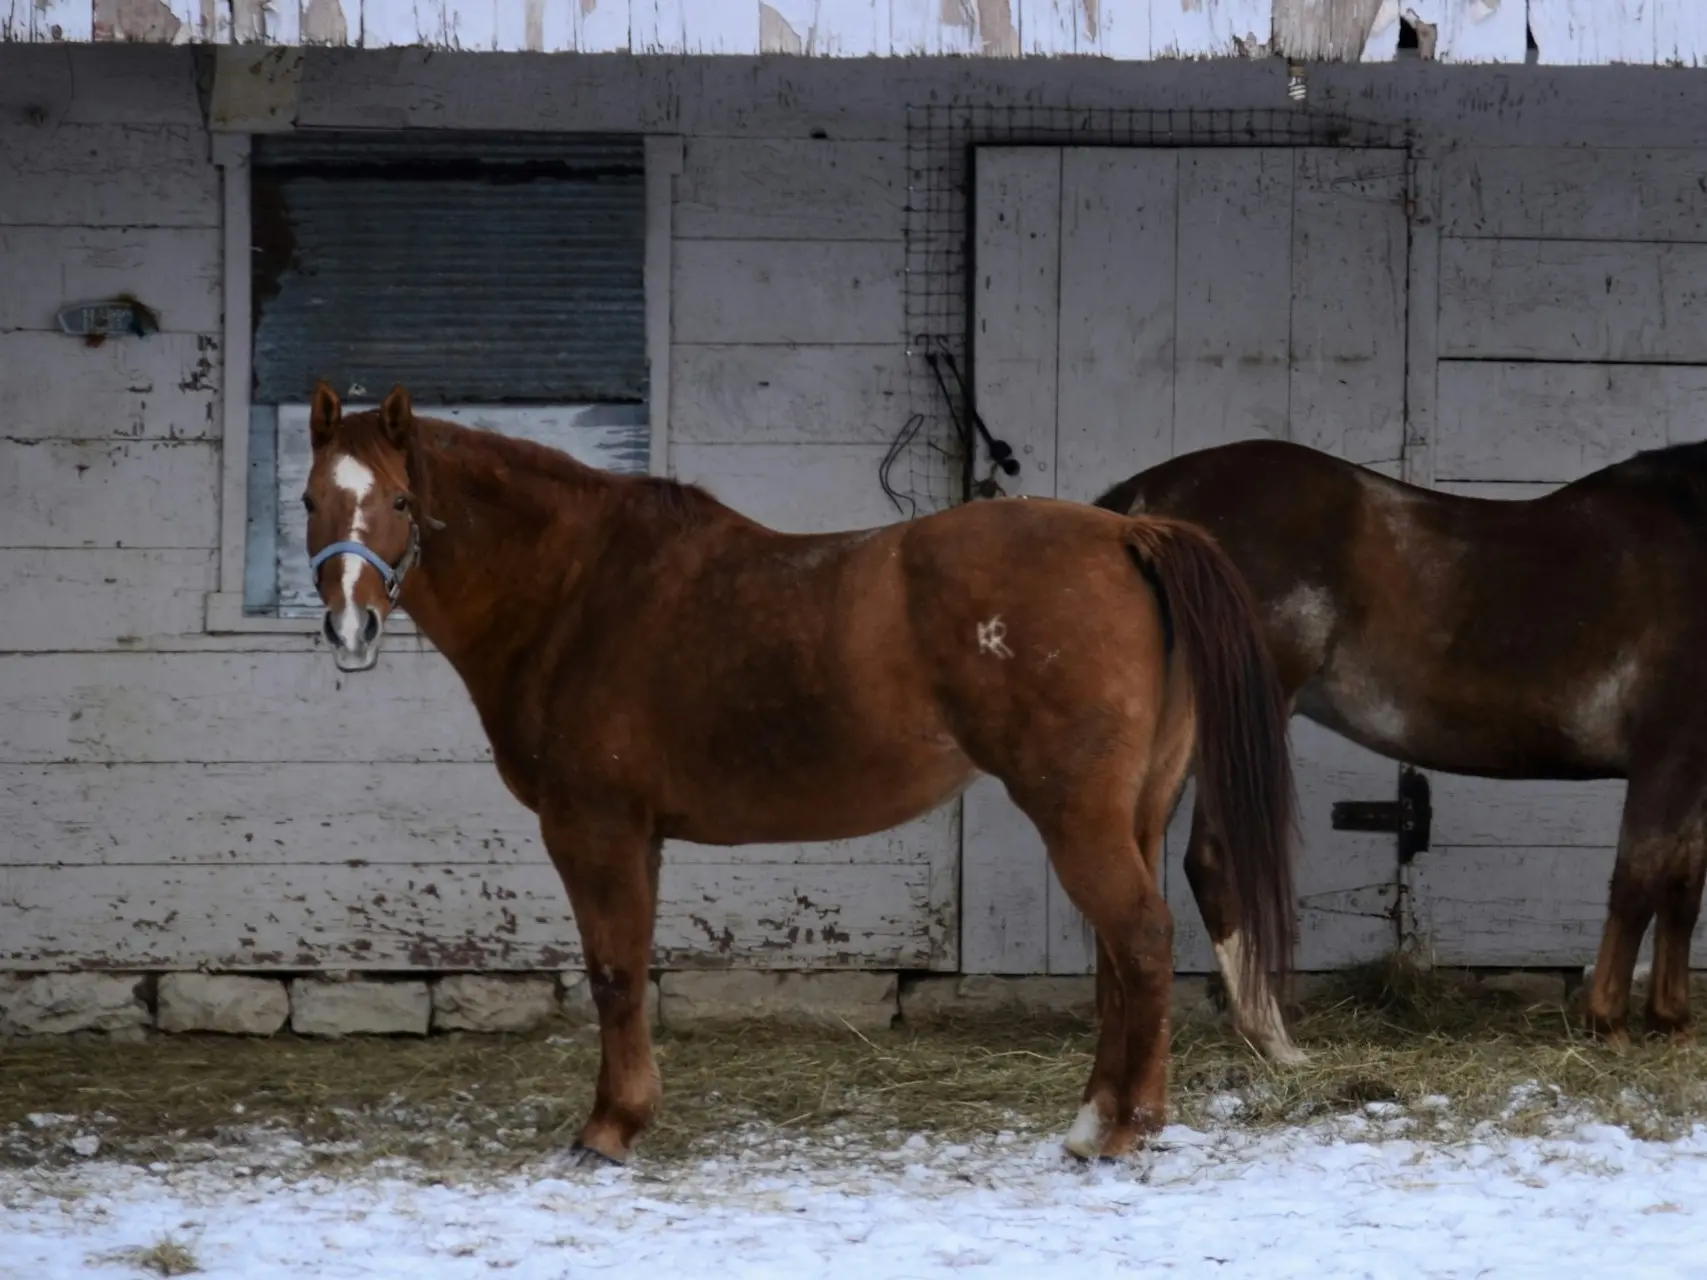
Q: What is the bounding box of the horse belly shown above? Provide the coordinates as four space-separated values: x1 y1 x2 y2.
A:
665 743 978 847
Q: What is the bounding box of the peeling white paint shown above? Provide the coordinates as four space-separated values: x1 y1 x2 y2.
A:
8 0 1700 63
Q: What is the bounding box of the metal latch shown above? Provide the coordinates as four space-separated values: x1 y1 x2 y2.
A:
1330 766 1432 863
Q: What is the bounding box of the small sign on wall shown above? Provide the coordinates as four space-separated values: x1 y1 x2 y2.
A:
55 297 160 341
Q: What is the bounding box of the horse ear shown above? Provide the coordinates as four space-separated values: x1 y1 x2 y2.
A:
309 381 342 450
379 385 414 449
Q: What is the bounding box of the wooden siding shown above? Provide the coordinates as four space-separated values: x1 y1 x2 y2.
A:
0 51 959 974
9 45 1707 977
15 0 1691 62
1403 140 1707 969
965 144 1408 974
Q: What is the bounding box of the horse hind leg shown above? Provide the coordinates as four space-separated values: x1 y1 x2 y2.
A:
1641 821 1707 1042
1581 767 1699 1045
1028 784 1174 1161
1182 803 1307 1065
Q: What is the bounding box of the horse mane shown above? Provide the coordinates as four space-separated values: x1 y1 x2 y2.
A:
338 410 735 531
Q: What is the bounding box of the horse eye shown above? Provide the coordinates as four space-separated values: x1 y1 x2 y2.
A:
302 496 316 514
393 494 409 512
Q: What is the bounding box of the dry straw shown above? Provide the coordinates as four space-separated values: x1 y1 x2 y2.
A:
3 958 1702 1174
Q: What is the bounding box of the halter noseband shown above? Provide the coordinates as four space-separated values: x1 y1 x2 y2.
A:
307 520 421 609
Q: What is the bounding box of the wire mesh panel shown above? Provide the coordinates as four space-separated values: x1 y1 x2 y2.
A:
892 104 1402 518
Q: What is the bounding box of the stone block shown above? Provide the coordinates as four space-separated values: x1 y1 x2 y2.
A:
559 973 661 1027
289 978 430 1037
1479 970 1568 1008
157 973 289 1036
901 975 1096 1023
0 973 149 1035
659 970 897 1032
433 974 559 1033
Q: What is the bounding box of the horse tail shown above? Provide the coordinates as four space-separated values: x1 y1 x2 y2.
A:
1126 516 1297 999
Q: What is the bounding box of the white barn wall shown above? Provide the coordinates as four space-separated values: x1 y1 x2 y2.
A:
5 45 1707 976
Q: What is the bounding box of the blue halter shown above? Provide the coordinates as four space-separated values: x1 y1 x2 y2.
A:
308 523 419 608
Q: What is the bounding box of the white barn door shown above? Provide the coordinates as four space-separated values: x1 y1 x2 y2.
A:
964 145 1413 974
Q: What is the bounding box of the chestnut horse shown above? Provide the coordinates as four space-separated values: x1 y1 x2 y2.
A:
299 382 1297 1164
1097 436 1707 1060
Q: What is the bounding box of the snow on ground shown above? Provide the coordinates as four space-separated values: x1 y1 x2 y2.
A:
6 1114 1707 1280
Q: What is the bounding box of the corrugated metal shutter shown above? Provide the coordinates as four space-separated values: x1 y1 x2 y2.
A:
251 132 646 406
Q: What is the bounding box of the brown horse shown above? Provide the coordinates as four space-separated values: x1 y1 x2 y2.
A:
299 382 1297 1164
1097 436 1707 1059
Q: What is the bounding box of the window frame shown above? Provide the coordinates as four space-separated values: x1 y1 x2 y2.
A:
203 131 682 636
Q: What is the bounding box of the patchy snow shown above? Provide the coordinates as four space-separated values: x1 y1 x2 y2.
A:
5 1118 1707 1279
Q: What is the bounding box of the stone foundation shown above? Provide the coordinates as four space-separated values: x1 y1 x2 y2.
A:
0 966 1639 1038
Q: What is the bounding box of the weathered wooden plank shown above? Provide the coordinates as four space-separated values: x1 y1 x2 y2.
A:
671 345 908 446
0 651 492 764
0 763 957 868
634 0 760 53
299 0 354 43
1442 148 1707 241
961 146 1061 974
1405 845 1698 967
672 240 903 346
261 0 301 44
1440 239 1707 364
1656 0 1707 67
1169 721 1401 973
675 139 905 241
1431 480 1562 501
1382 0 1528 63
1018 0 1074 55
1053 147 1176 504
1401 153 1441 488
889 0 982 55
1173 149 1293 454
574 0 627 51
1 0 25 40
90 0 208 42
1529 0 1654 66
0 122 217 227
1429 777 1626 849
1289 148 1409 467
360 0 450 47
0 332 218 440
1272 0 1385 60
0 440 218 550
758 0 887 55
1153 0 1267 58
671 443 905 533
29 0 93 41
1036 147 1175 971
274 403 650 616
0 227 220 333
1287 719 1400 970
1435 362 1707 483
490 0 572 52
0 549 214 650
0 859 942 971
0 48 198 125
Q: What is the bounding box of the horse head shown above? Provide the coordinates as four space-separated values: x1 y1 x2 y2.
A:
302 381 428 672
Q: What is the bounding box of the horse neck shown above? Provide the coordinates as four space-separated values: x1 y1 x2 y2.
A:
400 428 619 673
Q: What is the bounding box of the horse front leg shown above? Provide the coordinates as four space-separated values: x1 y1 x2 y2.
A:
541 806 663 1164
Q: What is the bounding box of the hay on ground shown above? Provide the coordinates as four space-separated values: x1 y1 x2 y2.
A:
2 958 1703 1174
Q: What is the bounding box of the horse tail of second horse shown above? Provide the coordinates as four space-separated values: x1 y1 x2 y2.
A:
1127 516 1298 999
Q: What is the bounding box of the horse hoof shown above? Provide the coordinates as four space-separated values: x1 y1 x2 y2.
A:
570 1141 626 1169
1062 1102 1108 1161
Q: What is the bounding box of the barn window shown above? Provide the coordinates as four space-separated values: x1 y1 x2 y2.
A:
237 132 653 620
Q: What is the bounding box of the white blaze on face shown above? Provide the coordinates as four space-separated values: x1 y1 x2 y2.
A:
329 454 377 651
